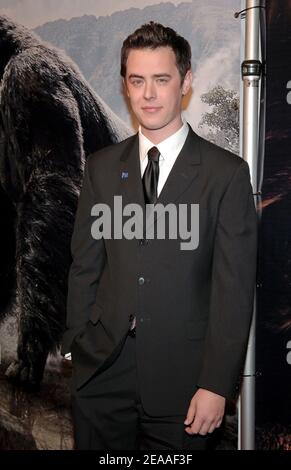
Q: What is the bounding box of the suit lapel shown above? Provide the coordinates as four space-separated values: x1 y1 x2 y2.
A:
157 127 200 206
147 127 201 229
119 134 145 231
119 134 145 209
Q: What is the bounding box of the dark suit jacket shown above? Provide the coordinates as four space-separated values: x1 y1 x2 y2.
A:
61 126 257 416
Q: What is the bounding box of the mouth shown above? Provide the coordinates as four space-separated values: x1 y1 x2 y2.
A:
142 107 162 113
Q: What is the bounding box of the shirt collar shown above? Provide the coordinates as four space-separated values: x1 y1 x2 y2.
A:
139 119 189 162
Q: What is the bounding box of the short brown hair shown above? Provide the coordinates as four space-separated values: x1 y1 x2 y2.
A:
120 21 191 81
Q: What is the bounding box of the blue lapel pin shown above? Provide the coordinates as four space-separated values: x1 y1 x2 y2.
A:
121 171 129 179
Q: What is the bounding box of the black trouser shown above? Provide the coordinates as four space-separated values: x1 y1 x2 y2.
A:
71 333 212 450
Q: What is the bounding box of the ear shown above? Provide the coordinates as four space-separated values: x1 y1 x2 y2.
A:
181 69 193 96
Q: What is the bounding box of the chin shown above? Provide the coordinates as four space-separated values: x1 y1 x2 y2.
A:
140 119 167 131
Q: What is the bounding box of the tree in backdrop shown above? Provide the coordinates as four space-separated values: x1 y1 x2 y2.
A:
199 85 239 154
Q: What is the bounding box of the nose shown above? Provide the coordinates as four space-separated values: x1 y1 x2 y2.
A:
143 80 156 100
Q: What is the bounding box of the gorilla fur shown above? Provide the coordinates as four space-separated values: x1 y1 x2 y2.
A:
0 15 130 388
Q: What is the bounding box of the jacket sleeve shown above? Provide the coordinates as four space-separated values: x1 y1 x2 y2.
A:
61 155 106 356
197 159 257 399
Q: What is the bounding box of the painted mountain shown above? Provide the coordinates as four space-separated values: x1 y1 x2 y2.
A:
34 0 241 130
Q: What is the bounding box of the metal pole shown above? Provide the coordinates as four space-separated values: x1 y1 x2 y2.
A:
238 0 263 450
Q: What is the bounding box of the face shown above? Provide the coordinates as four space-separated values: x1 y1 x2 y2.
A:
124 46 192 143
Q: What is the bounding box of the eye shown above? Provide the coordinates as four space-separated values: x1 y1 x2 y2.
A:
156 77 169 84
130 78 144 87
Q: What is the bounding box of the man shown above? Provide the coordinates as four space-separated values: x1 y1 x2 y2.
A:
61 22 257 450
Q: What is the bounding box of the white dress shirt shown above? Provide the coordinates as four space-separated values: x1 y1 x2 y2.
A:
139 119 189 197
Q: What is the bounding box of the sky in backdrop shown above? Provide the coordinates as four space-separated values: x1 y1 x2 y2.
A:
0 0 191 28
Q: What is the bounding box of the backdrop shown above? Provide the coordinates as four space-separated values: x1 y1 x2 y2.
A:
0 0 245 450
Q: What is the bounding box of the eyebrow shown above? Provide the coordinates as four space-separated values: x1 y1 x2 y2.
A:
128 73 172 79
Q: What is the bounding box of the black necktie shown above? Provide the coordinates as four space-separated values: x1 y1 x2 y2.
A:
143 146 160 204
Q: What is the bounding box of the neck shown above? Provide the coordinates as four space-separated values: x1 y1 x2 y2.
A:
140 116 183 144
